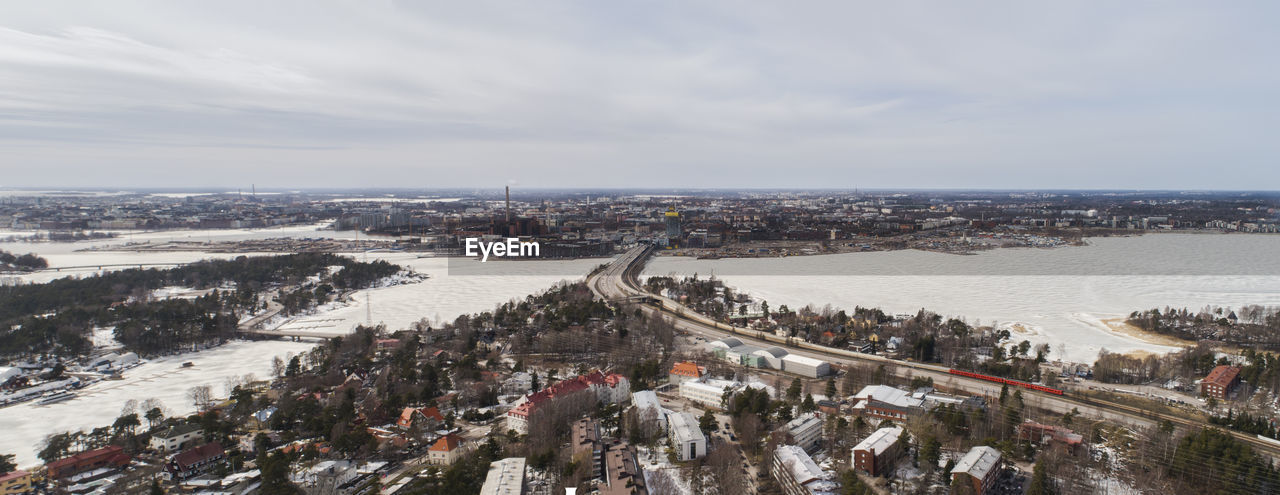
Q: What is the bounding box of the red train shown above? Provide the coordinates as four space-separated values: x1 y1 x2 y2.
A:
948 369 1064 395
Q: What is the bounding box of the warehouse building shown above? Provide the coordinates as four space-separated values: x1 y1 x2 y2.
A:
752 347 789 369
781 354 831 378
707 338 831 377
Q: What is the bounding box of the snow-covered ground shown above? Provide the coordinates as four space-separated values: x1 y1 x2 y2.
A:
272 253 610 334
0 340 314 468
638 445 692 495
90 327 121 349
644 234 1280 362
0 236 608 467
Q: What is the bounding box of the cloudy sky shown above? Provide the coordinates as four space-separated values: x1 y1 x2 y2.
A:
1 1 1277 189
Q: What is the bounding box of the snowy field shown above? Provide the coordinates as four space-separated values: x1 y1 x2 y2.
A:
644 234 1280 363
273 253 611 334
0 228 608 467
0 340 314 468
1 222 350 284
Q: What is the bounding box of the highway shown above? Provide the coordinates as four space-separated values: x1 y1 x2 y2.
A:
588 244 1280 461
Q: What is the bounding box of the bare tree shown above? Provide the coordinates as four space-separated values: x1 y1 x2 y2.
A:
120 399 138 417
188 385 213 412
224 375 244 396
271 356 285 378
647 468 681 495
140 398 163 416
705 443 747 495
733 413 764 457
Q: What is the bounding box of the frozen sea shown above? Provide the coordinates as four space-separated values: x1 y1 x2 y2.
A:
0 225 607 467
643 234 1280 363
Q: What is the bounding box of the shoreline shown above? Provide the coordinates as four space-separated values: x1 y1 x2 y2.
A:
1099 317 1197 349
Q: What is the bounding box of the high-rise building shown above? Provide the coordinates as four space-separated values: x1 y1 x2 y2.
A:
664 207 681 246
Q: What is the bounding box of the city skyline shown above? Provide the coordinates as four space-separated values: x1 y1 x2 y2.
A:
2 2 1278 189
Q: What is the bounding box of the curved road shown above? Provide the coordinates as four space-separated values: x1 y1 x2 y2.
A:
589 244 1280 461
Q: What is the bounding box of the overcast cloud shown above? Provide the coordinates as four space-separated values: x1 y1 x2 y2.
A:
0 1 1277 189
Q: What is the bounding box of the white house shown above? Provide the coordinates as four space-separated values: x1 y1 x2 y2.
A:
150 424 204 453
667 412 706 461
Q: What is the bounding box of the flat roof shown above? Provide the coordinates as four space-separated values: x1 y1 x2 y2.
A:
853 427 903 455
632 390 661 410
786 413 823 434
681 380 732 395
668 412 705 444
480 457 526 495
782 354 827 367
952 446 1002 479
774 445 825 485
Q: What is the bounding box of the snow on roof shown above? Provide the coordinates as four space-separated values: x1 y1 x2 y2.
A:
480 457 526 495
754 347 789 358
775 445 828 487
852 385 922 409
782 354 826 367
785 413 823 435
708 337 743 349
952 446 1002 480
853 427 903 455
632 390 662 411
668 412 705 444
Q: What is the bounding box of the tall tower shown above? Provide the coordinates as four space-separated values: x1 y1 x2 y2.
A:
665 206 681 247
504 185 514 237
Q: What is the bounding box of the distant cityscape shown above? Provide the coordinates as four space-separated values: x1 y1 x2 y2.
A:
1 189 1276 265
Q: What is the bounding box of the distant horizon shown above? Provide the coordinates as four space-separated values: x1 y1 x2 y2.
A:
2 186 1280 195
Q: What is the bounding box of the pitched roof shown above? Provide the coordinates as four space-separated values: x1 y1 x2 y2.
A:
172 442 224 469
47 445 128 472
507 371 626 418
430 434 463 452
420 406 445 421
154 423 202 439
852 385 922 410
400 406 446 426
1204 365 1241 386
0 471 30 483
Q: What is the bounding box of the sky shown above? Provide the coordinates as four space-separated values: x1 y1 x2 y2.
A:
0 1 1277 190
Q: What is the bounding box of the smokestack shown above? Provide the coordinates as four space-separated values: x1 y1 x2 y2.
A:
505 186 511 224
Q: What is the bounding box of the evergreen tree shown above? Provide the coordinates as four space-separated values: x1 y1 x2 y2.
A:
1027 457 1052 495
801 394 817 413
787 378 803 402
0 454 15 475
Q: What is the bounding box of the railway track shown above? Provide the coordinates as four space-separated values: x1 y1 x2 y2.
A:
588 244 1280 460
